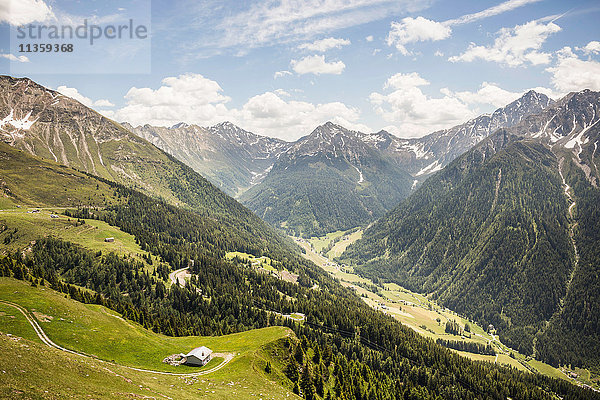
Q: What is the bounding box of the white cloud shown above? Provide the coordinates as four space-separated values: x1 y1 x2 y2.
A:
384 72 429 90
449 19 561 67
110 73 367 140
441 82 522 108
386 0 541 55
273 89 291 97
445 0 542 25
235 91 369 140
56 86 114 108
298 37 350 52
547 47 600 93
109 74 231 126
0 0 54 26
93 99 116 107
578 41 600 56
0 53 30 63
274 70 292 79
387 17 451 55
365 35 374 42
291 55 345 75
370 72 476 137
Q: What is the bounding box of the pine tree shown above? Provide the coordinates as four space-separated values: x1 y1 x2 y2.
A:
294 343 304 364
312 344 321 364
285 357 299 382
300 363 316 400
315 372 324 397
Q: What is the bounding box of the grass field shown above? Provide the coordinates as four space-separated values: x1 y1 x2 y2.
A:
0 278 290 373
326 229 363 258
0 208 156 270
308 230 345 253
0 278 298 399
225 251 278 272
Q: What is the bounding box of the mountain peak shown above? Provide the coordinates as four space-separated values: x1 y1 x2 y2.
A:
170 122 190 129
212 121 239 130
310 121 358 138
505 89 553 110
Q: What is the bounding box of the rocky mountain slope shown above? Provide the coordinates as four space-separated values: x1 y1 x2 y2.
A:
125 121 290 196
0 75 232 211
239 122 414 237
341 90 600 369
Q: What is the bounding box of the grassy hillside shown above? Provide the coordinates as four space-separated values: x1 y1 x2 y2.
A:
0 142 120 209
0 208 151 260
0 278 298 399
0 139 303 268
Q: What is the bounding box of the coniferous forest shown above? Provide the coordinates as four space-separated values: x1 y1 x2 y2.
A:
1 172 597 399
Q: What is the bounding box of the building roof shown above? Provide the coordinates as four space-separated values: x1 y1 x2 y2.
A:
185 346 212 360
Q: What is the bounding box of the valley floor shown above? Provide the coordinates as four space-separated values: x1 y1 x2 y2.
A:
296 229 600 392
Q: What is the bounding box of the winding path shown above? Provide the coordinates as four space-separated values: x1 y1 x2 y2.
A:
168 267 190 287
0 300 234 377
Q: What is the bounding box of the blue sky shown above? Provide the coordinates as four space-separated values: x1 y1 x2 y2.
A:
1 0 600 140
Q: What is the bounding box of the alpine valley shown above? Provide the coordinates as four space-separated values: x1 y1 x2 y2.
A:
0 74 599 400
129 91 553 237
341 89 600 372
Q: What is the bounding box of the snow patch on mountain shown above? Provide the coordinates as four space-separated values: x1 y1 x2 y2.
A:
0 109 38 132
415 160 442 176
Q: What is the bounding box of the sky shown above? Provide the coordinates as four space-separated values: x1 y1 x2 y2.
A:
1 0 600 141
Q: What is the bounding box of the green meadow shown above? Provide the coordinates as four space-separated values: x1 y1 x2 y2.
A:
0 278 298 399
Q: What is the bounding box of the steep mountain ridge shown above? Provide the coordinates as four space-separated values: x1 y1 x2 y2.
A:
239 122 414 237
126 121 290 196
364 90 553 177
0 75 241 211
341 89 600 369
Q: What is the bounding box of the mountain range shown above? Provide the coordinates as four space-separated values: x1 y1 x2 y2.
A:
0 75 599 396
128 90 553 237
340 89 600 369
362 90 553 176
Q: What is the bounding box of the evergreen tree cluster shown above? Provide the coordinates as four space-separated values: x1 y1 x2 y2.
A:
341 141 579 359
436 339 495 356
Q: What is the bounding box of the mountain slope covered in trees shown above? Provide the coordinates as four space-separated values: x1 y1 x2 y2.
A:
240 122 414 237
341 90 600 370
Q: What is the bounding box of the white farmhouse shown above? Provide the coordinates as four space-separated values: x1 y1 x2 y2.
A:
183 346 212 367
